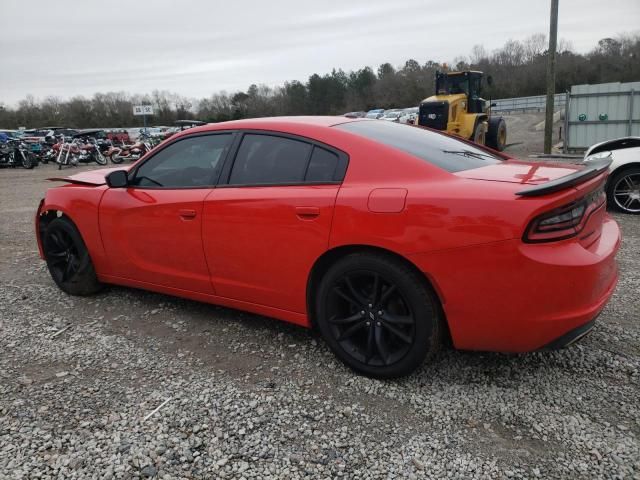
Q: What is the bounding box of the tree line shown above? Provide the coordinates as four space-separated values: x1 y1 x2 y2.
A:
0 33 637 129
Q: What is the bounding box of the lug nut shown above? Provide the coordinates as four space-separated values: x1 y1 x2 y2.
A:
377 310 383 316
376 321 381 326
365 321 371 326
360 310 366 315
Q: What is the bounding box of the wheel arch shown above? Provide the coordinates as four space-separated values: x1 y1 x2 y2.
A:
609 161 640 181
306 244 451 342
36 204 79 257
36 188 109 273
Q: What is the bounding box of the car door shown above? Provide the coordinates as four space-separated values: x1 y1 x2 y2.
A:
100 132 234 294
202 132 348 313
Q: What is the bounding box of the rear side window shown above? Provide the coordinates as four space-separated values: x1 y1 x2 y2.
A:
336 120 502 172
229 134 312 185
305 147 339 182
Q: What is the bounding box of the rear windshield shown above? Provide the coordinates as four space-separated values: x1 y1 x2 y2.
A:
336 120 502 173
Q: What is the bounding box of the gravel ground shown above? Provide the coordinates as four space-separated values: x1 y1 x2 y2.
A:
500 112 563 159
0 163 638 480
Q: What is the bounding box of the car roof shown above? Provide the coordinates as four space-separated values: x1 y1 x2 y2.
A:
74 128 105 137
184 116 354 134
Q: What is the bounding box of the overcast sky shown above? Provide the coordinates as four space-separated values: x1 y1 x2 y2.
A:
1 0 638 104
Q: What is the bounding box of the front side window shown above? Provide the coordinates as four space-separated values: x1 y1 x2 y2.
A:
229 134 312 185
132 134 231 188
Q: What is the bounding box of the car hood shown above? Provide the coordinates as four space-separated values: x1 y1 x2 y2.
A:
455 160 583 185
48 166 131 186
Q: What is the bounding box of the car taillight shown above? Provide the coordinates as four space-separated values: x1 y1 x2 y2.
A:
524 185 606 243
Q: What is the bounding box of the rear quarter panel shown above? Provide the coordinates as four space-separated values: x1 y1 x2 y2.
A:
330 162 600 256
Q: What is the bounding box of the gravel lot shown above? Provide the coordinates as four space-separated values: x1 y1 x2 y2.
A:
1 163 638 480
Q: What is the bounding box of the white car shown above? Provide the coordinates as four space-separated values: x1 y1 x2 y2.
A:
380 110 403 122
584 137 640 214
399 107 419 124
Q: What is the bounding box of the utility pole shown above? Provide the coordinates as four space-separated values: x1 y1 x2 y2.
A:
544 0 559 154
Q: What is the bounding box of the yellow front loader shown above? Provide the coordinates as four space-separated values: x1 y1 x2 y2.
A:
416 70 507 151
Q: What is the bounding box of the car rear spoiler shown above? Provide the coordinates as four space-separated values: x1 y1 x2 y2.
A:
515 158 612 197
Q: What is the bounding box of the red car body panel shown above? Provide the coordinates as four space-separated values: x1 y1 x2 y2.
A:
100 188 214 294
202 184 339 314
36 117 621 352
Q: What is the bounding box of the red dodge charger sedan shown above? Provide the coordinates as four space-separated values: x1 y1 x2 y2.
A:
35 117 620 378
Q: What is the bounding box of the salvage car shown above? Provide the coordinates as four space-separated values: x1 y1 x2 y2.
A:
36 117 620 378
380 110 403 122
584 136 640 214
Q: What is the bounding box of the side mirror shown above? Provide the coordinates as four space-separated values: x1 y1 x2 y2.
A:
106 170 128 188
486 75 493 86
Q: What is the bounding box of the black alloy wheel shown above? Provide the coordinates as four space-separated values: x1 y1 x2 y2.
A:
46 227 81 283
43 217 103 295
316 253 442 378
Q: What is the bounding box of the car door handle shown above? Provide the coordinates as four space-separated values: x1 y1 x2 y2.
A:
179 209 197 219
295 206 320 219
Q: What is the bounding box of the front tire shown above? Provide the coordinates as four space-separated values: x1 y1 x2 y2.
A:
95 151 108 165
315 253 442 378
21 152 35 169
607 167 640 214
486 117 507 151
42 217 103 295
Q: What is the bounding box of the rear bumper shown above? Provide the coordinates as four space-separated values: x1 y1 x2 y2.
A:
539 318 597 350
408 216 621 352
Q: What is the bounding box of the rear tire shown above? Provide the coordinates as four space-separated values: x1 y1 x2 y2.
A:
95 151 108 165
21 152 35 169
607 167 640 214
486 117 507 151
110 153 124 164
315 252 442 378
42 217 103 295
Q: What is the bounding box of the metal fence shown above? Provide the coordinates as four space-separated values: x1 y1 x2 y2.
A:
564 81 640 152
491 94 566 113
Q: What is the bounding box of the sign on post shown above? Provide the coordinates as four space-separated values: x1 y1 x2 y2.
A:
133 105 154 116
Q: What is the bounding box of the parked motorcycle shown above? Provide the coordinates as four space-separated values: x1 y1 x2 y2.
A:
0 139 37 169
80 138 109 166
107 135 152 164
56 136 108 169
40 134 65 164
39 144 55 164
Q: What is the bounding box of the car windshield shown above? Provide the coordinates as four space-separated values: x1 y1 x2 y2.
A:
336 120 503 173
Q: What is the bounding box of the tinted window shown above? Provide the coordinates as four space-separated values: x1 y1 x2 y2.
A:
133 134 231 187
336 120 502 173
229 134 311 185
306 147 339 182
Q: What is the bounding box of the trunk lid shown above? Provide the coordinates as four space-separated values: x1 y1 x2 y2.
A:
455 160 582 185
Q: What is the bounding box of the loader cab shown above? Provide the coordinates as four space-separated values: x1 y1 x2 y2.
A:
435 71 485 113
